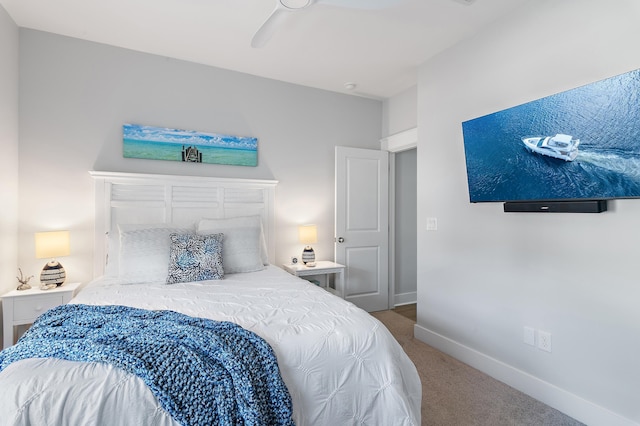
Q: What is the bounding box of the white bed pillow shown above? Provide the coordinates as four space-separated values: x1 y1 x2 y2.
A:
118 224 194 284
197 216 266 273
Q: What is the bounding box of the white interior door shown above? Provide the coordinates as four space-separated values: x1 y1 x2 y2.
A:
335 146 389 312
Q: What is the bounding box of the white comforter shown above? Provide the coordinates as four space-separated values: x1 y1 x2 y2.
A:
0 266 421 425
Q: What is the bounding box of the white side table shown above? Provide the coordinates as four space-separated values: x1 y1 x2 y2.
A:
2 282 81 349
283 261 345 298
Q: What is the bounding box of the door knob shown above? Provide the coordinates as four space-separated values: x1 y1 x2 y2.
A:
337 237 345 243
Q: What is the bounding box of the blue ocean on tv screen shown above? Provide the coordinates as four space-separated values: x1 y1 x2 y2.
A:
462 68 640 202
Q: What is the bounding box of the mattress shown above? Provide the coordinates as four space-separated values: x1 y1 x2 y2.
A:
0 266 421 425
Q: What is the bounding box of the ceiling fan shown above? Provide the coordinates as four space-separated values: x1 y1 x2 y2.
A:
251 0 403 48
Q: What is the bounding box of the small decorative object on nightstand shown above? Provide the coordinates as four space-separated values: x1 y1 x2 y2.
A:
16 268 34 291
2 282 81 349
298 224 317 267
35 230 70 288
283 261 345 298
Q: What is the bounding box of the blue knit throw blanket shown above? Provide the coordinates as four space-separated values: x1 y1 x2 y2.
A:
0 304 294 426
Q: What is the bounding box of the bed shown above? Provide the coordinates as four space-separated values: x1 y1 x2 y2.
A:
0 172 421 425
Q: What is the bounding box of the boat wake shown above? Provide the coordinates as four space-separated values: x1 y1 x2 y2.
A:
576 150 640 181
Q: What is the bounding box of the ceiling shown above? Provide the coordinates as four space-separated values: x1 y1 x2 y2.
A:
0 0 529 99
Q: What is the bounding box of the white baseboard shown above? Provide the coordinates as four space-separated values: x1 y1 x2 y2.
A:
414 324 638 426
394 291 416 306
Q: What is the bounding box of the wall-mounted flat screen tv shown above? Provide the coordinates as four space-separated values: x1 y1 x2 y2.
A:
461 68 640 203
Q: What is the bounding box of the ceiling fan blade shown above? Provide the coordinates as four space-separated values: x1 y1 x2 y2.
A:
251 4 293 48
250 0 399 48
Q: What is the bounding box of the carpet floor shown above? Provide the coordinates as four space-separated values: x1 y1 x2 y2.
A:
371 309 585 426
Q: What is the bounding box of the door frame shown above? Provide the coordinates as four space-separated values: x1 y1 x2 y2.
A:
380 127 417 308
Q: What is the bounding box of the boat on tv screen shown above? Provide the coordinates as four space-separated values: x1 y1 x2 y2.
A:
462 68 640 203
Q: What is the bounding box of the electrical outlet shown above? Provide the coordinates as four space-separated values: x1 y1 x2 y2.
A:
537 330 552 353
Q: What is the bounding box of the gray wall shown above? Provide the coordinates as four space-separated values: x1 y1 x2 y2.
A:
416 0 640 424
17 29 383 283
0 6 19 303
383 86 418 305
394 148 416 304
384 87 418 305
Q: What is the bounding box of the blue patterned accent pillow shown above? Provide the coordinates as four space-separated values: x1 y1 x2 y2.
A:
167 233 224 284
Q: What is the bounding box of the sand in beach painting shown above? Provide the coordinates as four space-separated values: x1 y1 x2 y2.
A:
123 124 258 167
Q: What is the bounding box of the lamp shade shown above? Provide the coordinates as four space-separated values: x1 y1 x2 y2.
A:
35 231 70 259
298 225 317 245
35 231 70 287
299 225 317 266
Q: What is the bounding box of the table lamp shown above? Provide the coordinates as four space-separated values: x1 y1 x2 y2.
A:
35 230 70 287
299 224 317 267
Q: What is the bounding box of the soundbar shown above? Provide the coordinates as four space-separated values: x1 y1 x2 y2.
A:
503 200 607 213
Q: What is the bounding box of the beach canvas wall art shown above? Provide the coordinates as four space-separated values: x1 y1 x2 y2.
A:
461 68 640 202
123 124 258 167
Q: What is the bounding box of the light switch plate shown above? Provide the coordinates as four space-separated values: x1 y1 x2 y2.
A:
523 326 535 346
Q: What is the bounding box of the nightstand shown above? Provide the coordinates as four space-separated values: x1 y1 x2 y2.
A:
2 282 81 349
283 261 345 298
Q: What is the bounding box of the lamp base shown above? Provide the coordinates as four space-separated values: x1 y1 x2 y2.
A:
302 246 316 267
40 260 66 287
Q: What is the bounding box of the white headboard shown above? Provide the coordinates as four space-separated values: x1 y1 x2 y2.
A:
90 171 278 278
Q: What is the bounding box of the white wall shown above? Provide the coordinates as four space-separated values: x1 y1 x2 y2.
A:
382 85 417 137
0 7 19 304
17 29 383 284
415 1 640 425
